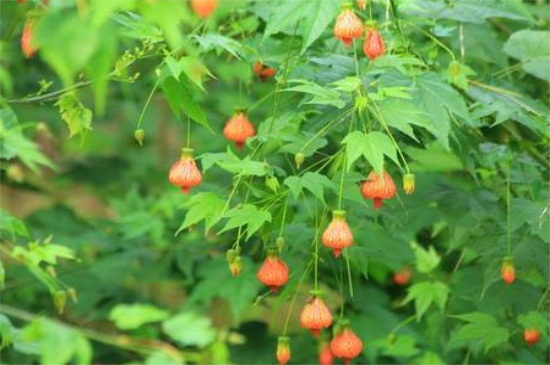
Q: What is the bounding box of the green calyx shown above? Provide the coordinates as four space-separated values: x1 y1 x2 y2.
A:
310 289 324 298
332 210 347 219
180 148 194 158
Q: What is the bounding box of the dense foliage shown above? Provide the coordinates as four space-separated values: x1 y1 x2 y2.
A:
1 0 549 364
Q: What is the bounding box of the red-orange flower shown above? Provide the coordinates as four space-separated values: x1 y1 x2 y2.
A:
356 0 367 10
363 28 385 60
501 257 516 285
276 336 291 365
299 291 333 336
257 249 289 292
253 61 277 81
523 328 540 345
330 325 363 365
360 171 396 209
223 112 256 150
21 19 37 58
393 267 412 286
322 210 353 257
168 148 202 194
319 341 333 365
190 0 217 18
333 8 363 46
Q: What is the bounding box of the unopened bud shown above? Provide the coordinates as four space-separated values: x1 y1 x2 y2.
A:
402 173 415 195
134 129 145 146
295 153 305 169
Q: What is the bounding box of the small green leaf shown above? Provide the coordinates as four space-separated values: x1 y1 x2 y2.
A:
342 131 399 174
414 245 441 274
55 93 93 138
404 282 449 320
162 312 216 348
503 30 550 82
219 204 272 240
518 312 548 335
177 192 225 234
449 312 510 353
283 172 336 205
109 304 170 330
285 80 346 109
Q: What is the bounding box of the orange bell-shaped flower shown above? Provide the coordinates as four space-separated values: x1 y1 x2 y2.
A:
501 257 516 285
253 61 277 81
363 28 385 60
333 7 363 46
190 0 217 18
319 341 334 365
322 210 353 257
360 170 396 209
257 248 289 292
21 19 37 58
223 112 256 150
330 322 363 365
168 148 202 194
299 291 333 337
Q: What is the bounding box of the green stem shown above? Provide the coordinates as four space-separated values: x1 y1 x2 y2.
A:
408 22 456 61
278 196 289 238
344 249 354 298
506 162 511 255
299 108 354 154
137 76 161 129
186 117 191 148
282 263 312 335
337 153 347 210
6 81 93 104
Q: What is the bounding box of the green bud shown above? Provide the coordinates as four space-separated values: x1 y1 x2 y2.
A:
266 176 280 192
53 290 67 314
134 129 145 146
295 153 305 169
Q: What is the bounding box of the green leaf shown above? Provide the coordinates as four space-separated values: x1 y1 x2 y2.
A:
55 93 93 138
285 80 346 109
331 77 362 93
0 108 56 173
263 0 341 54
406 143 464 172
200 152 270 176
109 304 170 330
160 74 211 132
192 34 245 58
0 314 14 349
219 204 272 240
283 172 336 205
517 312 548 335
449 312 510 353
165 55 213 91
414 245 441 274
404 282 449 320
162 312 216 348
342 131 399 174
401 0 533 24
503 30 550 82
177 192 226 234
0 209 29 238
137 0 190 50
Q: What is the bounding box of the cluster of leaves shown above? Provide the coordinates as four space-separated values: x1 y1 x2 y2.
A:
0 0 548 365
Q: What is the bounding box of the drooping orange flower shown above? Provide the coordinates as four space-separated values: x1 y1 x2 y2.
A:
168 148 202 194
363 28 385 60
360 170 396 209
319 341 334 365
393 266 412 286
21 19 37 58
501 257 516 285
253 61 277 81
257 249 289 292
330 325 363 365
523 328 540 345
276 336 291 365
322 210 353 257
223 112 256 150
190 0 217 18
356 0 367 10
299 292 333 336
333 7 363 46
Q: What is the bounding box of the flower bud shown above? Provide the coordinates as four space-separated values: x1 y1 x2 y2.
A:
134 129 145 146
295 153 305 169
53 290 67 314
276 336 291 365
402 173 415 195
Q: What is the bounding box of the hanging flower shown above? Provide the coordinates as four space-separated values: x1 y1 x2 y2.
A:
360 170 396 209
501 257 516 285
393 266 412 286
168 148 202 194
253 61 277 81
330 321 363 365
356 0 367 10
363 28 385 60
190 0 217 18
223 111 256 150
299 290 333 336
257 248 289 292
319 341 334 365
333 5 363 46
276 336 291 365
322 210 354 258
402 173 415 195
21 19 37 58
